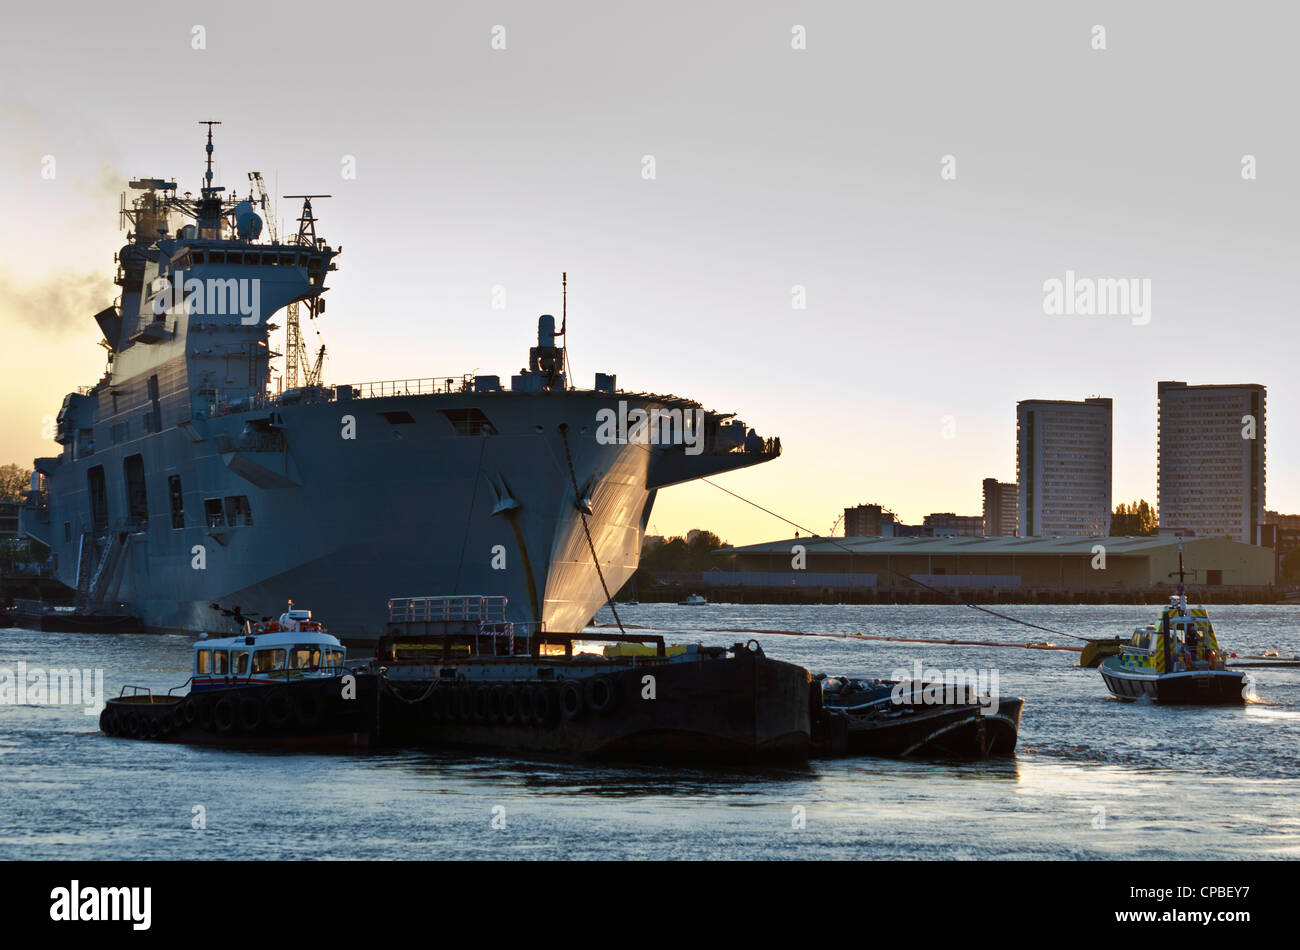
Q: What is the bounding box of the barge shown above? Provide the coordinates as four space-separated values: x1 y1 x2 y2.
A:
102 596 812 762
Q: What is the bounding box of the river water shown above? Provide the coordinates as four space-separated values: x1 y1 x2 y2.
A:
1 604 1296 860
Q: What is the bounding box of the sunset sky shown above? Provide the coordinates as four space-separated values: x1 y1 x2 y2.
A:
1 2 1296 545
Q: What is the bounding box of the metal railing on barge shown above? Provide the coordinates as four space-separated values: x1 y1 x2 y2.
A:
381 595 667 662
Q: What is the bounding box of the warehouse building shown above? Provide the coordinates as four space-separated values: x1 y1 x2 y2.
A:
715 535 1275 591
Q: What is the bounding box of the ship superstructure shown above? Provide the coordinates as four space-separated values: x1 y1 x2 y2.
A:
20 124 780 642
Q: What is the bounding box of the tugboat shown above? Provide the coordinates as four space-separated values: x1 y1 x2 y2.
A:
100 602 365 745
814 676 1023 759
1098 544 1247 705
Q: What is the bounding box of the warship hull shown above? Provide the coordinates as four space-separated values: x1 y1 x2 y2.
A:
28 389 771 642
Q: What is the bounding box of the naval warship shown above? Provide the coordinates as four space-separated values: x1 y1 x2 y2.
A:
20 124 780 642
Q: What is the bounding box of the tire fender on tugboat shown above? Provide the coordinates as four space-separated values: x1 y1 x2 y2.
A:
292 685 324 728
560 680 585 720
584 675 618 715
265 688 293 729
213 696 237 733
532 684 558 726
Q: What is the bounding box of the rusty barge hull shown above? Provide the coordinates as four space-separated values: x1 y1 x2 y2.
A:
379 651 812 762
371 649 806 764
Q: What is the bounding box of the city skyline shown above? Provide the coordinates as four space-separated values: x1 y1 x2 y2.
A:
2 3 1298 547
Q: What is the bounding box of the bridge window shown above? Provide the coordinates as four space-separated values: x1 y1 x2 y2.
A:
224 495 253 527
87 465 109 534
168 475 185 529
438 408 497 436
232 651 249 675
196 649 212 674
123 454 148 526
203 498 225 529
212 650 229 675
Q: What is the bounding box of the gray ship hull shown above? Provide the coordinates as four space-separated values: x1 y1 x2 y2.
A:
27 389 773 641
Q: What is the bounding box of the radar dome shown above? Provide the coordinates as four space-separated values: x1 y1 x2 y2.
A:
232 200 263 240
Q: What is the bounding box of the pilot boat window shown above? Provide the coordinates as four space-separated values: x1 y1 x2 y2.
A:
232 651 249 675
212 651 229 675
196 649 212 674
290 646 322 670
326 649 345 669
252 649 286 673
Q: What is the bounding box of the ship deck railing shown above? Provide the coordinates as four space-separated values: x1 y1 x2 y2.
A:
388 595 509 624
347 377 475 399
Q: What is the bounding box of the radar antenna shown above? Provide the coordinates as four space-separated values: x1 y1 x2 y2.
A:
199 120 223 197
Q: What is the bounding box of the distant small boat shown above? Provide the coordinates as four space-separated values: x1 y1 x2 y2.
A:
678 594 707 606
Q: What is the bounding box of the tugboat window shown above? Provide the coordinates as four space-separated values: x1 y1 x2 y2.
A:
212 650 229 675
252 649 286 673
196 649 212 674
232 651 249 675
290 646 322 670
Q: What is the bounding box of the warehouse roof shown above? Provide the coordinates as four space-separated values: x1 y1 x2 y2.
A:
724 535 1230 556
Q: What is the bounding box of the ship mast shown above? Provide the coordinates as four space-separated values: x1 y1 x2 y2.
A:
195 120 225 239
560 271 573 387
